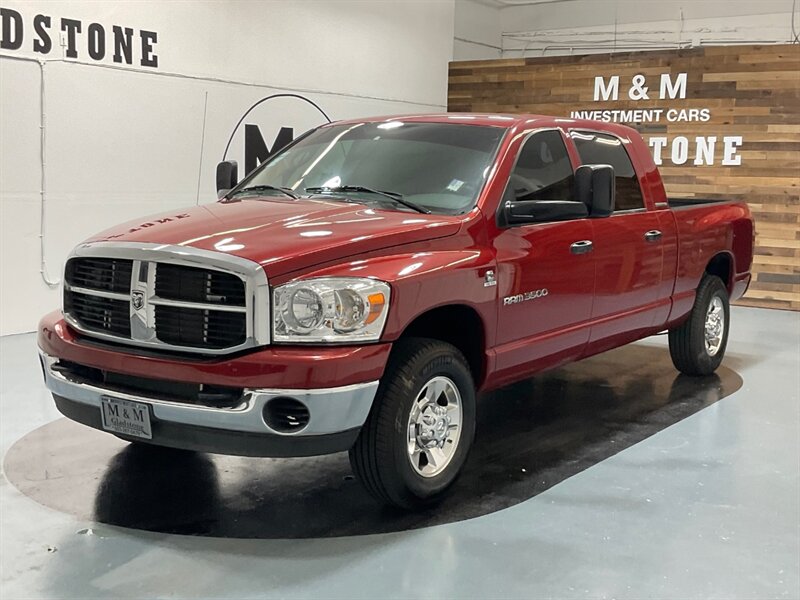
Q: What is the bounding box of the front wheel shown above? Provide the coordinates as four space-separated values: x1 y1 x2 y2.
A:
349 338 476 509
668 275 730 376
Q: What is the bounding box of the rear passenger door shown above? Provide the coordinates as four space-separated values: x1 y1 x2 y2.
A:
569 130 665 350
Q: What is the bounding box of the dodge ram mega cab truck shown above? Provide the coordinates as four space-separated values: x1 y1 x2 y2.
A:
38 114 754 509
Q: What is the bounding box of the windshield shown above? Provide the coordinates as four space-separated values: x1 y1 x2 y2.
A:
235 121 507 215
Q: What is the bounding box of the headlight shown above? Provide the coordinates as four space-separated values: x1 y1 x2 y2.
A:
273 278 390 343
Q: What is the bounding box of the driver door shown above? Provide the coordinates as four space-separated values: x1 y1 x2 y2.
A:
492 129 595 385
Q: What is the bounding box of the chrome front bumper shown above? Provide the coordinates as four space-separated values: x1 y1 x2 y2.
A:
39 351 379 456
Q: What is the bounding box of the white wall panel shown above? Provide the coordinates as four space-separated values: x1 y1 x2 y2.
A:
454 0 502 59
0 59 43 335
454 0 795 59
498 0 793 32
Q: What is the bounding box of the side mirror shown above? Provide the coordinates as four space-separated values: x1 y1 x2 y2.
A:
505 200 589 225
575 164 615 217
216 160 239 198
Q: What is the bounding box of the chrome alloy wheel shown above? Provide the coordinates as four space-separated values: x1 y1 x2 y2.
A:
406 376 462 478
704 296 725 356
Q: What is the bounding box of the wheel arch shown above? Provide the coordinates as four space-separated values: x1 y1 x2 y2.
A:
705 251 734 294
397 304 487 389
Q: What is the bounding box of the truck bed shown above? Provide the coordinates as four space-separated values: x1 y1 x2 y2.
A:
668 198 733 208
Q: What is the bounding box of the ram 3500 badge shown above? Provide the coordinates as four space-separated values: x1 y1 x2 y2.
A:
503 289 549 305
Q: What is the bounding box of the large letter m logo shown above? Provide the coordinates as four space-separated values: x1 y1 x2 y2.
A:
244 125 294 175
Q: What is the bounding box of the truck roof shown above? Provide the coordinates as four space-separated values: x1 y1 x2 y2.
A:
331 113 539 128
328 113 641 139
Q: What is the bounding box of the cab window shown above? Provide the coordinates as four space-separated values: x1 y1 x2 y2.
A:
570 131 645 211
507 130 574 202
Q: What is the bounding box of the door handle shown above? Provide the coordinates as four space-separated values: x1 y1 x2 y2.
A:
570 240 593 255
644 230 663 242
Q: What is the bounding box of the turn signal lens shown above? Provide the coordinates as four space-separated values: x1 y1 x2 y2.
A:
365 292 386 325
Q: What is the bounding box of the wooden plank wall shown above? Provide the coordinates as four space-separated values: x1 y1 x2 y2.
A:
448 44 800 310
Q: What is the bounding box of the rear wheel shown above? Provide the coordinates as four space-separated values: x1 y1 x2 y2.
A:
349 338 476 509
668 275 730 376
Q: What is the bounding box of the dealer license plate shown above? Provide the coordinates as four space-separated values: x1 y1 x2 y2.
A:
100 397 152 440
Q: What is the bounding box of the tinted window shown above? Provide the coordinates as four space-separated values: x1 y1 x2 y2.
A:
508 130 574 202
570 131 645 211
242 122 505 215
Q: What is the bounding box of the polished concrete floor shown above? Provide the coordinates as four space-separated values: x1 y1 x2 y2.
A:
1 306 798 599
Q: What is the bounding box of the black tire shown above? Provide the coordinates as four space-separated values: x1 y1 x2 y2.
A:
349 338 476 509
668 275 730 376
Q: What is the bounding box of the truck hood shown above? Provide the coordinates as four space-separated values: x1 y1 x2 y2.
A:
87 198 461 277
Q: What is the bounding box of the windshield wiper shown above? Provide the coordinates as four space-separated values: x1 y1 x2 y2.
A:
228 185 299 200
305 185 430 214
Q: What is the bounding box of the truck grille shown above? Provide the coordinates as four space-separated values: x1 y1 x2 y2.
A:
65 257 133 294
63 251 258 354
65 258 134 338
64 292 132 337
154 305 246 349
155 263 246 306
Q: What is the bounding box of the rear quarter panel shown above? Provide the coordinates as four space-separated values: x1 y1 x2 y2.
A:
668 202 754 325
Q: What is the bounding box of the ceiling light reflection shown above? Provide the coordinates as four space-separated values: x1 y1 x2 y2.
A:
213 237 245 252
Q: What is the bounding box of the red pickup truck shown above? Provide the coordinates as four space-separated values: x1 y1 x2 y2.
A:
38 114 754 509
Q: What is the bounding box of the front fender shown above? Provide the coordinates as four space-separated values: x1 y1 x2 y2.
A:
288 250 499 347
